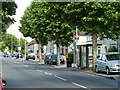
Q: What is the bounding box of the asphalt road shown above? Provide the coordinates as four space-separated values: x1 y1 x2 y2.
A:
1 56 119 89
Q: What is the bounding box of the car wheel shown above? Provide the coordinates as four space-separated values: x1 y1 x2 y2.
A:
106 68 110 75
33 58 35 60
95 66 99 73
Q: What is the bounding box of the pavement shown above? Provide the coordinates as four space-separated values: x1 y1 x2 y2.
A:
18 57 120 81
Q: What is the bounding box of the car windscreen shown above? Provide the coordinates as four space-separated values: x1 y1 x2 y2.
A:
106 54 120 61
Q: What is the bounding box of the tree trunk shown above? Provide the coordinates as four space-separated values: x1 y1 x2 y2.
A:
38 40 42 63
57 44 60 66
92 32 97 72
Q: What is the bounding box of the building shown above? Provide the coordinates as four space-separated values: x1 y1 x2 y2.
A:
43 41 71 55
76 32 118 68
118 35 120 52
27 40 38 55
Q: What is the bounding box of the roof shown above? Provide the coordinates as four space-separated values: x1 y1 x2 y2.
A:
28 39 37 46
99 52 120 55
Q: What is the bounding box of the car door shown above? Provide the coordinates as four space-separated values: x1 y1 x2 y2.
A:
96 54 102 70
100 54 107 71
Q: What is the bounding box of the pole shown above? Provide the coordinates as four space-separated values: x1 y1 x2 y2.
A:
73 35 75 68
25 40 26 59
11 34 13 55
76 26 78 67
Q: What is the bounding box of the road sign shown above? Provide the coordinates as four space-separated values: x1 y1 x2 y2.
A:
18 47 21 51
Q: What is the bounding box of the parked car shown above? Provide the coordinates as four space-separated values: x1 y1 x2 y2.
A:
44 55 51 64
16 53 23 58
0 78 5 90
49 55 64 65
3 52 9 57
26 53 35 60
12 53 16 57
95 52 120 75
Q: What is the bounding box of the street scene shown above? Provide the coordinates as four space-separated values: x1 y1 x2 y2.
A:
0 0 120 90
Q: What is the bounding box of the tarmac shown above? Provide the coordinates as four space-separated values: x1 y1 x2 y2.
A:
21 58 120 81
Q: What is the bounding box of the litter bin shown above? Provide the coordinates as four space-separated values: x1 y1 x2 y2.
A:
67 58 72 67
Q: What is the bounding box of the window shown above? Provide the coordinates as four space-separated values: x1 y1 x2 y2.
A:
102 55 106 61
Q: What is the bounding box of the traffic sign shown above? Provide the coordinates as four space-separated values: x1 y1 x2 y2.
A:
18 47 21 51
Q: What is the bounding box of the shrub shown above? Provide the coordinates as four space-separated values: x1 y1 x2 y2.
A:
67 51 74 63
107 46 118 52
21 50 25 54
28 50 33 53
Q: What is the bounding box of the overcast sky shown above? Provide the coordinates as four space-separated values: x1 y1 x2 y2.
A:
7 0 33 42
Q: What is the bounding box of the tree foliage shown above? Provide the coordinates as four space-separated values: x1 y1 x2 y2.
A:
1 33 28 53
1 2 17 32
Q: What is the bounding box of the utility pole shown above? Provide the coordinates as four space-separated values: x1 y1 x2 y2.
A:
25 40 26 59
11 34 13 56
73 33 75 68
76 26 78 67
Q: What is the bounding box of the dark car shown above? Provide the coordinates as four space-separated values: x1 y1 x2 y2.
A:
26 53 35 60
50 55 64 65
44 55 51 64
16 53 23 58
3 52 9 57
12 53 16 57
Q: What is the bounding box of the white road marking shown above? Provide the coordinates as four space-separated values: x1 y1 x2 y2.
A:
24 65 28 67
72 82 88 89
44 72 52 75
55 75 67 81
14 62 19 64
36 70 43 72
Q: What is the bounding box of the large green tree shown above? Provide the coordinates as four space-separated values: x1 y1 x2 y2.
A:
2 33 19 52
1 2 17 32
19 2 49 62
65 2 120 71
42 2 74 66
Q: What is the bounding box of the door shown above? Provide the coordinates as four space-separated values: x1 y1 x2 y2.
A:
100 54 107 71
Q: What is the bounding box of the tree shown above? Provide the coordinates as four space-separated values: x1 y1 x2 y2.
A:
42 2 74 66
65 2 120 71
19 2 49 63
1 2 17 32
2 33 19 52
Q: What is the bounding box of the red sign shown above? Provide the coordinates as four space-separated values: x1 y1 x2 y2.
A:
75 35 79 39
73 32 76 35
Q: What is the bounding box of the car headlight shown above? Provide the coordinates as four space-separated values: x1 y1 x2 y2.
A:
111 64 117 68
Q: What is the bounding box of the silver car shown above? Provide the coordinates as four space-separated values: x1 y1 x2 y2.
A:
95 52 120 75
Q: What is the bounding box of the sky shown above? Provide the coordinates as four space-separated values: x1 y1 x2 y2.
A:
7 0 33 42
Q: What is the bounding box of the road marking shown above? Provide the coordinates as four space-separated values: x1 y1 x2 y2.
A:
24 65 28 67
36 70 43 72
55 75 67 81
44 72 52 75
72 82 88 89
14 62 19 64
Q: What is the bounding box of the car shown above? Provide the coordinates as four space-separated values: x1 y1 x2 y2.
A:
12 53 16 57
44 55 51 64
95 52 120 75
49 55 65 65
0 77 6 90
26 53 35 60
16 53 23 58
3 52 9 57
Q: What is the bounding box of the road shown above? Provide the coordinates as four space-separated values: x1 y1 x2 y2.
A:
1 56 119 89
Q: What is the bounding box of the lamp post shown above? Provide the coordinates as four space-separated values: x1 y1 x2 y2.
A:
11 34 13 56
